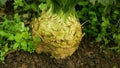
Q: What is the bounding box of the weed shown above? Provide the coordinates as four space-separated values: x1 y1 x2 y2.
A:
77 0 120 52
0 14 35 62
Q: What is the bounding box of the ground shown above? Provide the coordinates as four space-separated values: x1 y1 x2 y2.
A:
0 37 120 68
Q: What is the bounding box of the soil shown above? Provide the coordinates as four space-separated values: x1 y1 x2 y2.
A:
0 37 120 68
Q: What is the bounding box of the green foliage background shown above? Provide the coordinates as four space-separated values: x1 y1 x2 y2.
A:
77 0 120 52
0 14 35 61
0 0 120 62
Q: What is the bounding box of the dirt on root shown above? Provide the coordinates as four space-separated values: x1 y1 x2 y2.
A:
0 37 120 68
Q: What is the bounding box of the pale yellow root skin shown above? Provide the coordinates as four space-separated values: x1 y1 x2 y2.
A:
32 10 84 59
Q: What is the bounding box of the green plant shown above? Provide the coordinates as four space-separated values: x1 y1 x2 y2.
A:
13 0 47 15
0 13 35 62
113 65 117 68
77 0 120 52
0 0 7 10
13 0 24 9
0 0 7 6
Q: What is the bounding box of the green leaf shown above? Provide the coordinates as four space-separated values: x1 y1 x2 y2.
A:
0 0 7 5
27 41 35 53
0 51 5 56
15 22 25 32
113 66 117 68
101 16 110 28
4 44 9 52
14 33 22 42
89 0 96 5
39 3 47 10
21 40 27 51
98 0 114 6
0 56 5 62
25 27 29 31
31 3 39 12
14 13 21 22
22 32 30 40
13 43 19 49
14 0 24 9
0 31 7 37
114 10 119 14
104 38 109 45
35 36 41 43
78 1 89 5
89 11 96 15
8 34 14 40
